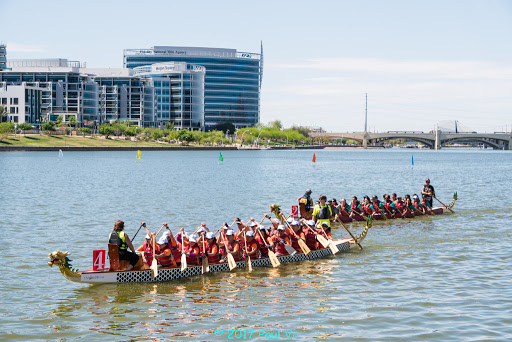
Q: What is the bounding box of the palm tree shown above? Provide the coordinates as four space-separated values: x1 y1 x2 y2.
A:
0 105 7 123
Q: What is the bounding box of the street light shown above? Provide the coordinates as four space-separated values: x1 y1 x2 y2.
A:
256 129 264 146
239 129 251 147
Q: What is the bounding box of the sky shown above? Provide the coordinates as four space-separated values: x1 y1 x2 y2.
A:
3 0 512 133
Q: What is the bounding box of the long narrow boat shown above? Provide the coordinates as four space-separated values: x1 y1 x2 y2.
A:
335 193 457 223
48 218 372 284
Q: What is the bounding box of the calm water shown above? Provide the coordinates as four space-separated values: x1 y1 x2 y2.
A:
1 149 511 341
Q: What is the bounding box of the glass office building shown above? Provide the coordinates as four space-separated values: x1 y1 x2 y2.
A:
134 62 205 130
124 45 262 130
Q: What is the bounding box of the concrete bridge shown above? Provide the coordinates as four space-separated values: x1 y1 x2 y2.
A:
310 131 512 150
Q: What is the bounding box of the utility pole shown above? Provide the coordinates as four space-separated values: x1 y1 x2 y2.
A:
364 93 368 133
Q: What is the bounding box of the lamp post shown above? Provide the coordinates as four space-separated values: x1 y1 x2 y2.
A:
239 129 250 147
256 129 264 147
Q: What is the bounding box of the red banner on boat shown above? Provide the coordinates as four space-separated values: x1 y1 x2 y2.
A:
93 250 106 271
291 205 299 218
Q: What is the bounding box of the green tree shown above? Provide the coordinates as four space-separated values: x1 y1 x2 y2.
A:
268 120 283 130
165 122 175 130
68 116 77 128
56 115 63 125
17 122 33 136
99 123 115 138
213 121 235 134
125 126 140 137
177 129 193 143
0 122 15 141
151 128 164 141
79 127 91 136
42 121 56 134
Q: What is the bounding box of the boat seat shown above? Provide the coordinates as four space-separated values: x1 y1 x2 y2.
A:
108 244 129 271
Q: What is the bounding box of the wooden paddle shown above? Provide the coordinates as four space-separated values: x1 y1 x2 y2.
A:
433 196 455 213
202 235 209 274
220 231 237 271
336 217 363 249
318 224 339 254
180 228 187 272
242 230 253 272
280 214 311 255
151 232 158 278
257 227 280 267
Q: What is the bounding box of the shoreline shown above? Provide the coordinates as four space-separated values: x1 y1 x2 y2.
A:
0 145 332 152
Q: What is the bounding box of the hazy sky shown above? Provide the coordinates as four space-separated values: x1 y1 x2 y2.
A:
3 0 512 132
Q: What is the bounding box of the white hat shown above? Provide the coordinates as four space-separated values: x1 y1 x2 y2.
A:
246 231 254 237
197 226 207 233
145 234 150 239
189 235 197 243
158 236 167 245
248 221 256 227
307 220 316 226
162 231 170 238
226 229 235 236
259 225 266 231
413 194 419 199
277 225 285 231
321 222 329 227
291 220 298 225
287 217 293 223
206 232 215 239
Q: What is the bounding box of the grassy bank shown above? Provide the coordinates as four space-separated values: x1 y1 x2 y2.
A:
0 135 190 147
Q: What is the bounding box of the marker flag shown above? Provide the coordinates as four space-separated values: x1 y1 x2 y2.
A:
136 150 141 159
219 152 224 162
58 149 63 160
412 155 414 166
312 153 316 163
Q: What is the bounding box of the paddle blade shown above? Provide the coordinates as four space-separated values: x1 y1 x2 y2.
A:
317 235 330 248
202 256 208 274
284 243 297 255
180 254 187 272
227 253 237 271
268 250 280 267
247 255 253 272
329 241 339 254
298 239 311 255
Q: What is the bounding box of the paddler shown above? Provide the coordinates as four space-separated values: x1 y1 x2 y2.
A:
163 223 182 266
412 194 427 214
221 229 241 262
155 235 177 268
313 194 332 230
288 219 303 253
244 231 259 259
205 232 220 264
269 225 290 256
184 235 200 266
337 198 352 221
255 225 270 258
136 233 156 267
297 189 313 217
234 218 248 241
421 178 435 208
350 196 362 214
108 220 140 271
383 194 398 217
300 220 318 251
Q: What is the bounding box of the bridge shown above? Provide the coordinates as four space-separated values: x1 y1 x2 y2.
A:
310 131 512 150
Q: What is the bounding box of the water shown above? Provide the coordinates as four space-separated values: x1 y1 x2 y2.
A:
1 149 511 341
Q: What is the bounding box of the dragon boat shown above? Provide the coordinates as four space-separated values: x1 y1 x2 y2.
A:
333 193 457 223
48 217 371 285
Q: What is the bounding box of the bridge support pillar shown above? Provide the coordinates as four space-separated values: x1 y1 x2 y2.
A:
362 132 369 149
435 130 442 150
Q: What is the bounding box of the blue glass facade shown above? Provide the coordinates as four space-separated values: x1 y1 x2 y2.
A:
124 46 262 130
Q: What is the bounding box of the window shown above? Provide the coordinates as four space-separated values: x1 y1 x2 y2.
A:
13 98 19 105
10 107 15 114
1 98 6 105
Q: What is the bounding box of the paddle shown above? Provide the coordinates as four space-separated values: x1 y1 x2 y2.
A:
220 231 237 271
280 213 311 255
433 196 455 213
144 224 165 278
336 217 363 249
132 223 145 241
180 228 187 272
256 226 280 267
202 235 209 274
151 232 158 278
242 230 253 272
318 224 339 254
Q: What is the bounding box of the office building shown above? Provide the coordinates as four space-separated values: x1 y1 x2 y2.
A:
124 45 263 130
0 44 7 71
